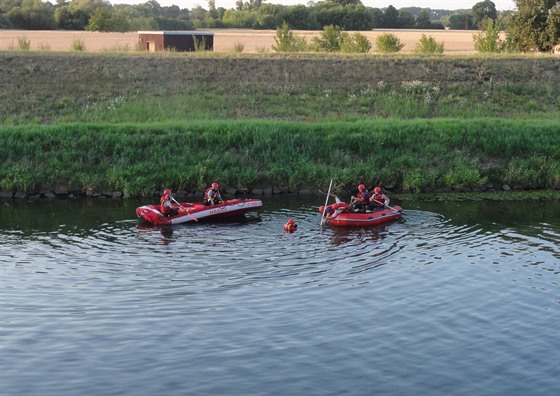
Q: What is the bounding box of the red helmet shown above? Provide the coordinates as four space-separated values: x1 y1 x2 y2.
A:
287 219 295 224
163 189 171 196
358 184 365 190
319 206 325 213
374 187 381 193
212 182 219 189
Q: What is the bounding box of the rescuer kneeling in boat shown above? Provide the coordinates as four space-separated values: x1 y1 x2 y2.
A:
204 182 223 206
350 184 370 213
160 189 184 217
369 187 390 211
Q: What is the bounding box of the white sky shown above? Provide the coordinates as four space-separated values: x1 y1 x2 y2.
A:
110 0 517 11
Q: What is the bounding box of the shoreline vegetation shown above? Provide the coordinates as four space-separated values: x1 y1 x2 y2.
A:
1 120 559 199
0 51 559 199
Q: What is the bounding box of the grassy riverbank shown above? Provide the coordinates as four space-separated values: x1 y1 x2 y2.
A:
0 52 559 197
1 119 559 197
1 52 559 124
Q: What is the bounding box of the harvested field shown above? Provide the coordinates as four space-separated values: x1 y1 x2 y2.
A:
0 28 479 53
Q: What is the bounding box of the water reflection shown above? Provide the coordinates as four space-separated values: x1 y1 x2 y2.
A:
328 224 387 245
159 226 174 244
1 196 559 396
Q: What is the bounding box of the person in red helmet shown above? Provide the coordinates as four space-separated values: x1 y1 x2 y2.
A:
370 186 390 210
320 193 350 225
350 184 370 213
204 182 223 206
160 189 183 217
284 219 298 233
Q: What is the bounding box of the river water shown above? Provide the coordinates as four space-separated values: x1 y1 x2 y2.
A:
1 196 559 396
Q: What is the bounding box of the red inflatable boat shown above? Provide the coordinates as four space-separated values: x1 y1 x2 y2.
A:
136 198 262 226
321 205 403 227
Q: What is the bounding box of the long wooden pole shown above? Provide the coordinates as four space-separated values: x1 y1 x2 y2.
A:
321 180 333 226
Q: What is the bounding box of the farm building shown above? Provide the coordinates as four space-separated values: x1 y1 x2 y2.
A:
138 31 214 52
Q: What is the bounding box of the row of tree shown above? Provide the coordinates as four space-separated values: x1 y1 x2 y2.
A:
0 0 558 52
0 0 501 31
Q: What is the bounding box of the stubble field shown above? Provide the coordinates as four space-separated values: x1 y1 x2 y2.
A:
0 28 479 53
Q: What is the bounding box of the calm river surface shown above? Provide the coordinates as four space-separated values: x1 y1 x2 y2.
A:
1 196 559 396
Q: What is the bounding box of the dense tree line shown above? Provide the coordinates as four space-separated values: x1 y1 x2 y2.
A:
0 0 557 52
0 0 485 31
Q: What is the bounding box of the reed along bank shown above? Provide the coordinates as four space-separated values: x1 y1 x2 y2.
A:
0 52 559 197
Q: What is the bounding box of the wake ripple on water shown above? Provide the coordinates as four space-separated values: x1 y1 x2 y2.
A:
1 201 559 396
2 206 558 294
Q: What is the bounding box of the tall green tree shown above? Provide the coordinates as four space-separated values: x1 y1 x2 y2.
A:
314 4 346 29
284 4 319 30
55 0 110 30
449 13 474 29
7 0 55 29
86 6 111 31
324 0 363 5
311 0 372 30
415 9 432 28
341 4 373 30
471 0 497 29
190 4 207 27
86 6 131 32
383 5 399 28
547 5 560 47
222 8 256 28
370 7 384 28
506 0 559 52
398 10 415 28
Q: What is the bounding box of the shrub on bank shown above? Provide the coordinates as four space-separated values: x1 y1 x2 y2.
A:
415 34 444 55
375 33 404 53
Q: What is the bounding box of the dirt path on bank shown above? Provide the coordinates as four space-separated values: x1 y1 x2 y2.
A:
0 29 477 53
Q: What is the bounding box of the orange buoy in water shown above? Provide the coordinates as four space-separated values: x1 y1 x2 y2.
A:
284 219 297 233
